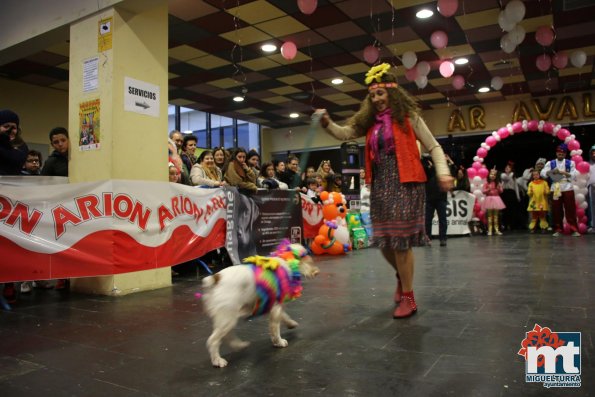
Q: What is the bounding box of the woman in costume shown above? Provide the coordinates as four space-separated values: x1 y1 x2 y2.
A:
315 63 453 318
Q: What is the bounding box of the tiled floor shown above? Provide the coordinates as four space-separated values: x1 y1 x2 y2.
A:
1 233 593 396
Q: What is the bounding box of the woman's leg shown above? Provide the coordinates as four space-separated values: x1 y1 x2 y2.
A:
393 248 416 318
381 248 401 303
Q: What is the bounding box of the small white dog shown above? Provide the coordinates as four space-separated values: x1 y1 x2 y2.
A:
202 242 319 368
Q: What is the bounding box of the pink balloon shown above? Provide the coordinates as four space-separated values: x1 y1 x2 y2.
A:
478 167 489 179
512 121 523 133
578 223 587 234
281 41 297 60
557 128 570 140
567 139 580 151
535 26 555 47
536 54 552 72
439 60 455 78
543 122 554 134
405 67 418 82
527 120 539 131
485 136 497 147
563 223 571 235
297 0 318 15
437 0 459 17
363 45 379 64
571 155 583 164
498 127 510 139
452 75 465 90
577 161 590 174
477 148 488 158
477 210 485 219
552 52 568 69
467 167 477 178
474 202 481 213
472 161 482 170
580 216 588 224
431 30 448 49
576 208 585 218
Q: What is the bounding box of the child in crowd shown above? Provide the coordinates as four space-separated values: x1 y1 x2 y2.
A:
482 169 506 236
305 177 321 203
527 170 550 233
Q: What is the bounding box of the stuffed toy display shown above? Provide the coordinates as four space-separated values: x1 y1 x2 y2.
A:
310 191 352 255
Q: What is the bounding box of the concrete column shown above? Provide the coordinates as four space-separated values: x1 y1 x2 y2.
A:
67 1 171 295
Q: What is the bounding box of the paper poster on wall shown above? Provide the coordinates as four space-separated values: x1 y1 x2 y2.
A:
83 56 99 93
98 17 113 52
79 99 101 151
124 77 160 118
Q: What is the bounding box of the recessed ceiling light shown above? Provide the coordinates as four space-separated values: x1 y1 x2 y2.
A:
454 57 469 65
289 113 300 118
183 130 193 135
233 96 245 102
261 43 277 53
416 9 433 19
478 87 490 93
331 78 344 85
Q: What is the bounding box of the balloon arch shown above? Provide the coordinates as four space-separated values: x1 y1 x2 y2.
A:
467 119 591 234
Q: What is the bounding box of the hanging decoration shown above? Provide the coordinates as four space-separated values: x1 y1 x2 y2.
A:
490 76 504 90
535 54 552 72
297 0 318 15
552 52 568 69
452 75 465 90
437 0 458 17
570 50 587 68
430 30 448 49
439 61 455 78
402 51 417 69
363 45 380 64
535 26 555 47
281 41 297 60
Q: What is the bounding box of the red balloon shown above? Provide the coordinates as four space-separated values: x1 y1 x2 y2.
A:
577 161 590 174
281 41 297 60
535 26 555 47
297 0 317 15
431 30 448 49
552 52 568 69
405 67 418 82
439 61 455 78
535 54 551 72
437 0 458 17
363 45 379 64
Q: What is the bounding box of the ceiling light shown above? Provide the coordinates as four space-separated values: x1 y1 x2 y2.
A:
478 87 490 93
289 113 300 118
331 78 343 85
416 9 433 19
233 96 245 102
454 57 469 65
261 43 277 53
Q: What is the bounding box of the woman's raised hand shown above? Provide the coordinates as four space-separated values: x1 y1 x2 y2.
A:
313 109 330 128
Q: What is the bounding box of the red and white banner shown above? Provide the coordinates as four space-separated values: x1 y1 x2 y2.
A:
0 180 226 282
301 193 323 239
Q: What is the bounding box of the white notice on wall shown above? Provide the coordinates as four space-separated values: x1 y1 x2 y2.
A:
83 57 99 93
124 77 160 118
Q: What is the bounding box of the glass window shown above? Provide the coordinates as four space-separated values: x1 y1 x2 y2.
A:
168 105 177 132
223 126 234 149
179 107 207 135
195 129 207 148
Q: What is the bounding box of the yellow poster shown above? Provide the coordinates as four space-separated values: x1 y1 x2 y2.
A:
79 99 101 151
98 17 113 52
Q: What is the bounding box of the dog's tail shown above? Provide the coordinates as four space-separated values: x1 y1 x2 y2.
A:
202 273 221 288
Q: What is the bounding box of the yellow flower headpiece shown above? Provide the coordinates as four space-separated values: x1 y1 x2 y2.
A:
364 63 392 85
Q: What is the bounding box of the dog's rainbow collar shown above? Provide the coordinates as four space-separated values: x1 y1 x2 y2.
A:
243 255 303 317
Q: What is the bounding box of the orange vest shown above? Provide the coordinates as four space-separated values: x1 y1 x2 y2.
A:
364 117 426 184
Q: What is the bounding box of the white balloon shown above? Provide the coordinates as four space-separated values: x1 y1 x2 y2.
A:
415 75 428 89
500 34 516 54
504 0 526 24
416 61 431 76
509 24 526 45
579 201 588 209
473 176 482 183
491 76 504 90
473 189 483 197
570 50 587 68
575 193 585 204
402 51 417 69
498 11 516 32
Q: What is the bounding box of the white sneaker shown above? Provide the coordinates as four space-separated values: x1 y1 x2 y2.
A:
572 232 581 237
20 282 32 293
552 232 561 237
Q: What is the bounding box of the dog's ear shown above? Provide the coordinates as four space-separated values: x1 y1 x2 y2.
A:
213 273 221 284
299 256 320 278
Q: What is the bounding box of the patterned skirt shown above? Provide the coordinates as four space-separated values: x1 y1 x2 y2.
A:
370 150 428 250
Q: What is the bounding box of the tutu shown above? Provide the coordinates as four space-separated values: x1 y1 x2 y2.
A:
483 196 506 210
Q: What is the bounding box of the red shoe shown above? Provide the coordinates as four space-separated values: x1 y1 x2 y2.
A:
393 293 417 318
394 276 402 303
55 279 68 290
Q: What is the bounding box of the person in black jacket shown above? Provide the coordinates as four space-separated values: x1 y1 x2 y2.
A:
41 127 69 177
0 109 28 176
423 153 455 246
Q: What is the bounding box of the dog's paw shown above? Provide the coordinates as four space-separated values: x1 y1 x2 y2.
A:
211 357 228 368
272 338 288 348
229 340 250 350
286 319 299 329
